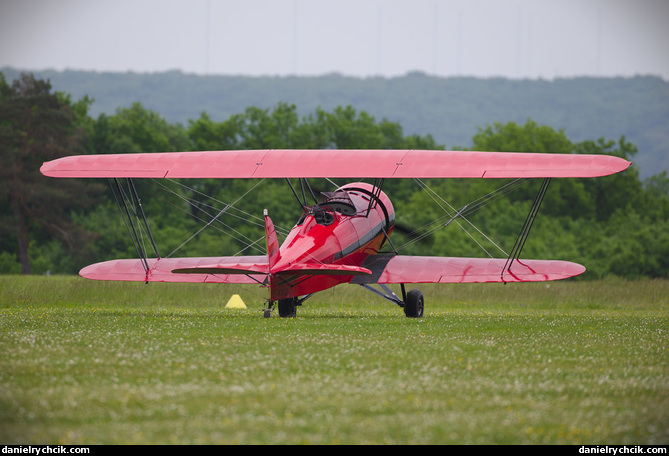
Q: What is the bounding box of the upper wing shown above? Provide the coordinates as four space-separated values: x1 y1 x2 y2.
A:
40 149 630 179
351 255 586 284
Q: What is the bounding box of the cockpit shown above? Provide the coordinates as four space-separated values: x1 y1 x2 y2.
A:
298 190 357 226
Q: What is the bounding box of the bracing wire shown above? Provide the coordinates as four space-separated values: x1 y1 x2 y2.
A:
396 178 527 256
129 175 530 266
143 178 288 258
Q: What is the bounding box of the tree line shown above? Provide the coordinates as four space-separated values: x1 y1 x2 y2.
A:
1 72 667 279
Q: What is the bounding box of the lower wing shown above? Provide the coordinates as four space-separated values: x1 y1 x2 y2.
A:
80 256 269 283
79 254 583 285
352 255 585 284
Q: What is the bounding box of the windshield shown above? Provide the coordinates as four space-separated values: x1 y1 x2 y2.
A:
296 190 357 226
317 190 356 215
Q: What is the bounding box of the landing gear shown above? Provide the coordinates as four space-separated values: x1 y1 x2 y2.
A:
264 295 313 318
262 298 296 318
403 289 424 318
358 283 424 318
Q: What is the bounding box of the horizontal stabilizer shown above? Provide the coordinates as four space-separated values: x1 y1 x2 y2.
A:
274 263 372 276
171 263 268 275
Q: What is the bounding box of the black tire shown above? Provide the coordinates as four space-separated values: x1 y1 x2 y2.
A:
404 289 424 318
278 298 297 318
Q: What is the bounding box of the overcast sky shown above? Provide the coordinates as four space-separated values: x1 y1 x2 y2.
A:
1 0 668 80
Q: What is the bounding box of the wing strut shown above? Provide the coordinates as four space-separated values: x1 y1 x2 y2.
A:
109 178 161 281
128 178 160 260
502 178 551 281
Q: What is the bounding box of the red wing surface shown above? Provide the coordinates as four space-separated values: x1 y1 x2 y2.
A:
41 149 630 179
353 255 586 284
80 256 268 283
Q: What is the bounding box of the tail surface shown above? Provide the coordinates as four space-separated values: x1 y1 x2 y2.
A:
264 209 281 270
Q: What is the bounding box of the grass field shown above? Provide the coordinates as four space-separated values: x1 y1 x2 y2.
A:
0 275 667 444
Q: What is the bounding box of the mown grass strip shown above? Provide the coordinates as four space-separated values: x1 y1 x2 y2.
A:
0 276 667 444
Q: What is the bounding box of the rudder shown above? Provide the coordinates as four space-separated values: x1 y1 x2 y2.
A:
264 209 281 270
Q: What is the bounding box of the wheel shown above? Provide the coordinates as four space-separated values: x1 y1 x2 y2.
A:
404 289 424 318
278 298 297 318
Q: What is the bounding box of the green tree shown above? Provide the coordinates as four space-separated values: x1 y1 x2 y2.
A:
472 119 573 153
90 102 189 154
0 73 102 274
574 136 641 222
187 111 239 151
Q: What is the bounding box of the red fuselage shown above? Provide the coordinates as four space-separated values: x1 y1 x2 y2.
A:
269 183 395 300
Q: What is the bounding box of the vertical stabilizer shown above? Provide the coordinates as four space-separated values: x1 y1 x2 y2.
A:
264 209 281 270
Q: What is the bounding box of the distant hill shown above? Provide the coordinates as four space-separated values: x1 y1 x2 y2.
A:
3 67 667 178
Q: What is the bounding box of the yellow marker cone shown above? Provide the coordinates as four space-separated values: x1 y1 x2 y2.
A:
225 294 247 309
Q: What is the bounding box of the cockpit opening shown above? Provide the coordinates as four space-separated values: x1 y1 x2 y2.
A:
297 190 357 226
317 190 357 215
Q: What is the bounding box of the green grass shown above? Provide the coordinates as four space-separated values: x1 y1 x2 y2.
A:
1 276 667 444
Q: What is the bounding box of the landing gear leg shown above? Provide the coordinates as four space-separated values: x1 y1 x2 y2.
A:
263 301 274 318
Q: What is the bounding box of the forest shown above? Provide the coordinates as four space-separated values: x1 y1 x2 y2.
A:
2 72 668 279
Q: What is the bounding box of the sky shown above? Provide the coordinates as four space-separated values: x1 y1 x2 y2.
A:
1 0 668 80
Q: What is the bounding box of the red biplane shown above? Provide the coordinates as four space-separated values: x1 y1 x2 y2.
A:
40 149 630 318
